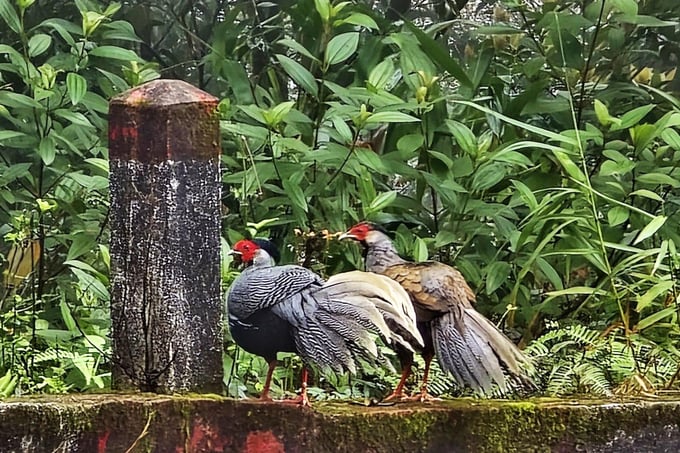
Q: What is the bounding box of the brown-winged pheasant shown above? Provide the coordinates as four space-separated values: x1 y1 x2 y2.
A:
341 222 533 400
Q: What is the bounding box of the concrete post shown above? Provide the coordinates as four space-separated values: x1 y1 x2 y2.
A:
108 79 223 393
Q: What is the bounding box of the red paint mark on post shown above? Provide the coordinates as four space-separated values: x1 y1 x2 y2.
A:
109 125 139 142
97 430 110 453
244 430 285 453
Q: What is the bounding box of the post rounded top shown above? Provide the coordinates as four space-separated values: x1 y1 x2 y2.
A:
111 79 218 107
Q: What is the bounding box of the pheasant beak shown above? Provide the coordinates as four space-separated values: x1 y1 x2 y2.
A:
227 250 242 256
338 232 355 241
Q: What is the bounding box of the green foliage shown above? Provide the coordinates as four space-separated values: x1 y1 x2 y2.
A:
216 0 680 398
0 0 157 395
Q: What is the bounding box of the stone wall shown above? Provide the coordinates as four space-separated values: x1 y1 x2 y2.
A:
0 394 678 452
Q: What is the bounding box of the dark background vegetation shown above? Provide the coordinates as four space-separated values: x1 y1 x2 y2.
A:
1 0 680 400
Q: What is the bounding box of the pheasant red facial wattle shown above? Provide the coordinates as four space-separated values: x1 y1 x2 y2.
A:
232 239 259 264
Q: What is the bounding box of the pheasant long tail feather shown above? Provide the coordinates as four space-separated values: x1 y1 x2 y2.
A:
325 271 424 350
284 282 403 373
432 309 534 395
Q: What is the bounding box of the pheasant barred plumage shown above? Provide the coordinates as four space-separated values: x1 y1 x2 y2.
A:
226 238 422 405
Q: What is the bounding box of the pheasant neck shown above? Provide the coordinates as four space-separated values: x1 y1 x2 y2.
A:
365 243 406 274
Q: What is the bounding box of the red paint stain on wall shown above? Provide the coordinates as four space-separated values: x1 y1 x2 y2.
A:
244 430 285 453
176 420 230 453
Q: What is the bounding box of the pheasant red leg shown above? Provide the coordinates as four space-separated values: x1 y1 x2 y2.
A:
408 352 441 402
259 359 277 402
282 367 311 407
384 364 412 401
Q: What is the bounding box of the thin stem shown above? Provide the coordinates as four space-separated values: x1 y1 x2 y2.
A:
327 128 361 187
554 13 628 334
576 0 607 128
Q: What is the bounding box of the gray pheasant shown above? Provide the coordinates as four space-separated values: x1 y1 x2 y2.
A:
226 238 423 405
341 222 534 400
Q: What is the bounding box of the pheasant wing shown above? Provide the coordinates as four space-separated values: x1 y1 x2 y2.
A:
382 262 474 317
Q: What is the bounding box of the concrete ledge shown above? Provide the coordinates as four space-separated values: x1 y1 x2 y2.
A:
0 394 678 452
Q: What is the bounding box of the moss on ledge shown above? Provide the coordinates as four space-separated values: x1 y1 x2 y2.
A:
0 394 678 452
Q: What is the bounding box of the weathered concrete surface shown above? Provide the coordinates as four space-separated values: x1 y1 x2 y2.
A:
0 394 678 452
108 79 223 393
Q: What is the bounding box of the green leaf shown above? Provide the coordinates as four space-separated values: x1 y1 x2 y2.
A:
335 12 378 30
278 38 320 63
38 135 56 165
368 58 395 90
331 116 353 143
472 163 506 191
267 101 296 126
0 130 29 142
621 15 678 27
607 206 628 227
365 111 419 124
473 25 523 35
634 215 667 245
545 286 608 298
397 134 424 154
454 100 577 145
39 18 77 46
60 300 78 332
54 109 93 128
511 180 538 211
89 45 143 61
81 92 109 114
355 148 388 174
0 91 43 109
413 237 428 262
636 173 680 188
28 33 52 57
70 268 109 301
636 281 674 312
428 150 453 168
637 306 676 330
403 21 472 88
276 54 318 97
445 120 477 155
325 32 359 67
66 234 96 261
611 104 655 131
282 178 308 213
366 191 397 214
434 230 457 248
536 257 563 291
221 59 254 104
630 189 663 202
101 20 142 42
0 0 21 34
66 73 88 105
593 99 612 126
661 128 680 150
610 0 637 17
485 261 511 294
314 0 331 23
489 149 533 167
552 149 586 182
0 371 17 397
85 157 109 173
